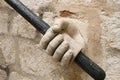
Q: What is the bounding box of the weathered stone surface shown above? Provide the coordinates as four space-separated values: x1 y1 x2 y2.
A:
0 48 6 66
100 10 120 80
20 0 53 11
57 0 92 5
108 12 120 50
11 15 37 39
107 0 120 4
0 0 120 80
43 12 55 26
0 69 7 80
0 36 17 65
0 0 8 7
18 39 82 80
100 12 120 53
9 72 31 80
0 9 8 34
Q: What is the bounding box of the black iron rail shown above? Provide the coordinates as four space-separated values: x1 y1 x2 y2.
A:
4 0 106 80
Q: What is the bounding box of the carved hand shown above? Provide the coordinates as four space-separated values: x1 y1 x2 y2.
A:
40 18 86 66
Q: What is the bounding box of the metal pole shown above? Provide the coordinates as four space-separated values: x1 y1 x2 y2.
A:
4 0 106 80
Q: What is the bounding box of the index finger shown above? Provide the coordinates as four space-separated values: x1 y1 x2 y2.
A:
40 28 57 49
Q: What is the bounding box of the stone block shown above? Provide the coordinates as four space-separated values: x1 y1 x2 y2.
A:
57 0 92 5
0 69 7 80
113 0 120 4
0 36 17 65
100 11 120 80
20 0 53 11
0 48 5 66
18 39 82 80
9 72 31 80
11 15 37 39
101 12 120 51
43 12 54 26
0 9 8 34
0 0 8 7
109 12 120 50
108 0 120 4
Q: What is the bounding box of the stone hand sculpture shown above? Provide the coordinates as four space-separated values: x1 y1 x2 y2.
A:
5 0 106 79
40 18 86 66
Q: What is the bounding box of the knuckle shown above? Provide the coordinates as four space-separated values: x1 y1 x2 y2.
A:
60 59 69 66
55 50 61 55
58 34 62 38
64 41 68 45
42 36 49 43
55 51 61 55
51 26 58 33
53 56 59 61
63 41 69 47
69 49 72 53
57 35 63 41
42 39 48 44
48 43 54 49
47 28 53 33
40 40 47 49
46 50 52 56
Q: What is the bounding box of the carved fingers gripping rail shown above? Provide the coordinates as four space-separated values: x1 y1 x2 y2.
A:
4 0 106 80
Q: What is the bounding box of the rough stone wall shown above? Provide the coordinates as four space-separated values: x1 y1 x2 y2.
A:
0 0 120 80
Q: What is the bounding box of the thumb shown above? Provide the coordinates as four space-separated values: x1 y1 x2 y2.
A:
52 18 69 33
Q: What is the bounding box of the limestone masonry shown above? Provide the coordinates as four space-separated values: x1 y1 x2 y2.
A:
0 0 120 80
